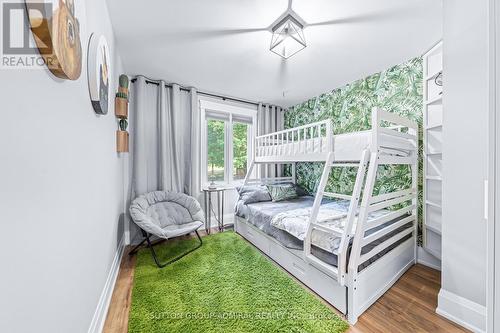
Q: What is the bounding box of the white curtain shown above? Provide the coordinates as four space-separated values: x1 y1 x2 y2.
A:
130 76 201 198
257 103 286 178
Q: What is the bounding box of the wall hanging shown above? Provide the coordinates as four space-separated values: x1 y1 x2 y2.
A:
115 74 129 118
87 33 110 115
25 0 84 80
115 74 129 152
116 119 129 153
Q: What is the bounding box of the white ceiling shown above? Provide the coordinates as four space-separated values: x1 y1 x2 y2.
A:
106 0 442 107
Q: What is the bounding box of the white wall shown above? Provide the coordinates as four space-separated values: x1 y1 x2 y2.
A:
0 0 126 332
439 0 489 331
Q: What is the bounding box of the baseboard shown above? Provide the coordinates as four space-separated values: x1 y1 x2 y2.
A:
87 236 125 333
417 246 441 271
437 289 486 333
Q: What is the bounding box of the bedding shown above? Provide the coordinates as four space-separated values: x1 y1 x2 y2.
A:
271 204 347 241
237 183 308 205
266 183 298 202
235 196 321 249
270 203 392 253
235 196 413 270
235 196 353 254
237 185 272 205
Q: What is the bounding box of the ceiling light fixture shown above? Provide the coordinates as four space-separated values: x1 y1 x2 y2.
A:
270 12 306 59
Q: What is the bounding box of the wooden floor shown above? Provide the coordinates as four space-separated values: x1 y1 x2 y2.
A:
345 265 468 333
103 230 469 333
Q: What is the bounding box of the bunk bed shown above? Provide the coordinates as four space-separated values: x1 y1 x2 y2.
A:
234 108 419 324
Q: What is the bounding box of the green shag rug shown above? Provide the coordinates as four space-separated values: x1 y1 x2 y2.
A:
129 232 349 333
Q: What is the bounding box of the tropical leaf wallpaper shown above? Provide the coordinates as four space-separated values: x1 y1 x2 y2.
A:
284 57 424 242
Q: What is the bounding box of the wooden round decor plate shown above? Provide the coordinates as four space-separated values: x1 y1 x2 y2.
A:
25 0 84 80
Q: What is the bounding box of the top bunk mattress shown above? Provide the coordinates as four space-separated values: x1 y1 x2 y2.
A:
334 130 413 159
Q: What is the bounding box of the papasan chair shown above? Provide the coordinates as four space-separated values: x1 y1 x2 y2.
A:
129 191 204 268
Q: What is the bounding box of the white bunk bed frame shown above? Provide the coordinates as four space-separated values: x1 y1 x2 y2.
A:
235 107 419 324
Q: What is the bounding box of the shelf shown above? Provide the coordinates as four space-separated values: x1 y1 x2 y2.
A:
425 95 443 105
426 200 442 209
423 42 442 263
426 222 442 235
426 124 442 130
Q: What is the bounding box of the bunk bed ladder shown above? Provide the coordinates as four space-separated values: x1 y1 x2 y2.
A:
337 149 370 285
348 151 379 274
303 150 370 284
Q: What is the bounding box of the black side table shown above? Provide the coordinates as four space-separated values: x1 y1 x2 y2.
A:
202 187 227 234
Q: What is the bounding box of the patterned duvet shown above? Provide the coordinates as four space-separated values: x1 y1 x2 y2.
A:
235 196 413 270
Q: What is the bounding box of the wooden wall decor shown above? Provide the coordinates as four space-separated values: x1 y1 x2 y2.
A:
25 0 83 80
115 75 129 152
115 75 129 118
116 129 129 153
87 33 111 115
115 97 128 118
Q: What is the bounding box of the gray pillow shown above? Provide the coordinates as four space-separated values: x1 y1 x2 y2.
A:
237 185 272 204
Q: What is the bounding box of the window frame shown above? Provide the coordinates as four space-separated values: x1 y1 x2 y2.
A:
200 99 257 188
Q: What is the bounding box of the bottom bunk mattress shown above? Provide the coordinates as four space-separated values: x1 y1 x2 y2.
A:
235 196 413 271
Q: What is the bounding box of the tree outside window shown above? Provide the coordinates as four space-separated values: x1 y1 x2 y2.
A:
206 119 249 183
233 123 248 180
207 119 225 182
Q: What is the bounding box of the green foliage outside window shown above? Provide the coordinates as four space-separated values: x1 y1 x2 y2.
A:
207 120 225 181
207 120 248 181
233 123 248 179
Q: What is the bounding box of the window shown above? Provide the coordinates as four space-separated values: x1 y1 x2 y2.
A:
233 122 248 181
207 119 225 182
201 99 256 187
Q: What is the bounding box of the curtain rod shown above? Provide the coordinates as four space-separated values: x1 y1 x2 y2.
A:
130 76 263 107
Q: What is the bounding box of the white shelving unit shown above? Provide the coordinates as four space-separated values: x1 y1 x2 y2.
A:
423 41 443 261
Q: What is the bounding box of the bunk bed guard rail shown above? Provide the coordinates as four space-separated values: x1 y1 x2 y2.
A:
255 120 333 163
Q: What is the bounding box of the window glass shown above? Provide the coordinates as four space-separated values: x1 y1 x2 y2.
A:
233 122 248 180
207 119 225 182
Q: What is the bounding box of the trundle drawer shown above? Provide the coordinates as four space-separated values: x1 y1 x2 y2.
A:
235 219 270 254
268 238 347 313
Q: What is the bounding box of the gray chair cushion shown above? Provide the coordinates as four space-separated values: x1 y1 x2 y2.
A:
130 191 204 239
163 221 204 238
147 201 192 228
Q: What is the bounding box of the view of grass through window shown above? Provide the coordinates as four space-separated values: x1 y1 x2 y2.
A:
207 119 248 183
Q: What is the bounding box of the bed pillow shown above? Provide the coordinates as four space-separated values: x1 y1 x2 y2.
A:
286 182 309 197
266 183 298 202
237 185 272 204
